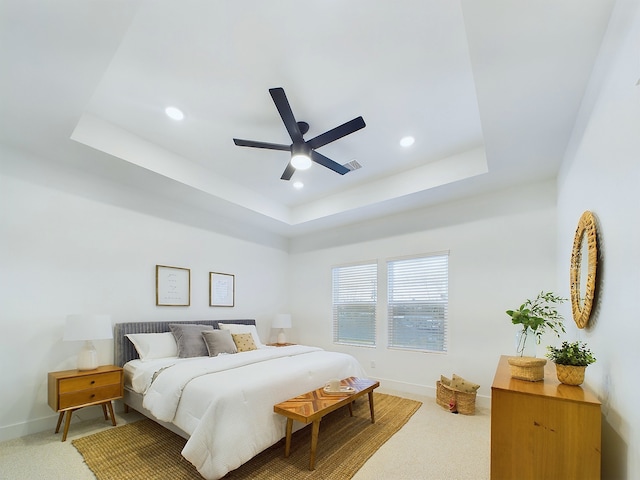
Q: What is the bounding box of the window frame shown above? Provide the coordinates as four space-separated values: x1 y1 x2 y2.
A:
386 252 449 353
332 261 378 347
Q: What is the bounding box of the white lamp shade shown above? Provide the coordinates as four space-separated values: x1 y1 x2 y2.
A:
64 314 112 370
63 314 112 341
273 314 292 345
272 314 292 329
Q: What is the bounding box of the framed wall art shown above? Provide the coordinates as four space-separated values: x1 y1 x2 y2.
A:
210 272 235 307
156 265 190 306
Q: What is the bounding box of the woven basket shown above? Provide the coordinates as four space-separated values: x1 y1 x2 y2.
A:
435 381 476 415
555 364 586 385
507 356 547 382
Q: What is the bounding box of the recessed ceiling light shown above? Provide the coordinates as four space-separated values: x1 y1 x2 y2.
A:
165 106 184 121
400 136 415 147
293 181 304 189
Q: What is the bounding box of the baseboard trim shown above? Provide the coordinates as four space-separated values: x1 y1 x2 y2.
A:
0 403 112 442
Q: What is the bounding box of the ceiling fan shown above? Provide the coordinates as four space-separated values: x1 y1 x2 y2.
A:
233 87 366 180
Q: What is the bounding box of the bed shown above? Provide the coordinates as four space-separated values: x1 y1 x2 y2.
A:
113 319 366 480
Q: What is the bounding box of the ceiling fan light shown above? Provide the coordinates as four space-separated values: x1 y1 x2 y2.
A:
291 154 312 170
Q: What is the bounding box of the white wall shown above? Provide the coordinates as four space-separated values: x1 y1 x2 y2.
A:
288 180 558 400
557 1 640 477
0 153 290 441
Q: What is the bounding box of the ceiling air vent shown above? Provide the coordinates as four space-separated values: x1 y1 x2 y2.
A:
343 160 362 171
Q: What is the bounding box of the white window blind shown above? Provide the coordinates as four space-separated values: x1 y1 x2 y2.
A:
332 263 377 346
387 253 448 352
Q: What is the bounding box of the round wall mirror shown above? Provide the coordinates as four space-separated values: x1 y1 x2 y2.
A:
570 211 598 328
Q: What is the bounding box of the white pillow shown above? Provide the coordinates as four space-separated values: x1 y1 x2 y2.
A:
126 332 178 361
218 323 263 347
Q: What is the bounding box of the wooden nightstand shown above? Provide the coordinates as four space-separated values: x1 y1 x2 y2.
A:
266 342 296 347
48 365 124 441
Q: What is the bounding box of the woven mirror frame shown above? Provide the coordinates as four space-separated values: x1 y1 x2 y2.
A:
570 211 598 329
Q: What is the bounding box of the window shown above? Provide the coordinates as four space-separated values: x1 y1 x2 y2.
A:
332 262 377 346
387 253 448 352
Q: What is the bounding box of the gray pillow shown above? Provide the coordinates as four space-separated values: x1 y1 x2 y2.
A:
169 323 214 358
202 329 237 356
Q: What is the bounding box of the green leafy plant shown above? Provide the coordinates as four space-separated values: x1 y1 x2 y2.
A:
506 291 567 346
546 341 596 366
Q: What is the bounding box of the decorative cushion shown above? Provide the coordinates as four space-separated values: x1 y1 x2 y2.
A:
218 323 263 347
169 323 214 358
126 332 178 361
232 333 257 352
451 373 480 393
202 330 237 356
440 375 451 387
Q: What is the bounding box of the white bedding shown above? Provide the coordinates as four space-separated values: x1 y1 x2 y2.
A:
127 345 365 480
124 356 182 394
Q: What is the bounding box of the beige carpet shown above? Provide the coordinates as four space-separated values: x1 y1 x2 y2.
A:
72 393 421 479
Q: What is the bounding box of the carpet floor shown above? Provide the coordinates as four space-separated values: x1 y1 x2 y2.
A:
72 393 421 479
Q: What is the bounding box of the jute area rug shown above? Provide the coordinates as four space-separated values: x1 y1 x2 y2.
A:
72 392 421 479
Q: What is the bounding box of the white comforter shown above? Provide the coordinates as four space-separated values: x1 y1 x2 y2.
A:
139 345 365 480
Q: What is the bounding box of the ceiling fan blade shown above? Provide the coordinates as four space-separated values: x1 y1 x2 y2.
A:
280 162 295 180
233 138 291 151
310 150 350 175
269 87 304 144
306 116 366 150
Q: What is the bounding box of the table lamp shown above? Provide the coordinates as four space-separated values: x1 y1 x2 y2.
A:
63 314 112 370
272 313 292 345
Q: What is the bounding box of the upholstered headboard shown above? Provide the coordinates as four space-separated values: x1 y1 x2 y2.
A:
113 319 256 366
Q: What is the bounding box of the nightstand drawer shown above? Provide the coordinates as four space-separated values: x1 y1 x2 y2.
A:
58 383 122 410
58 371 121 394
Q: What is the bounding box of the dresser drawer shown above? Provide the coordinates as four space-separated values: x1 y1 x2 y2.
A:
58 371 121 394
58 383 122 410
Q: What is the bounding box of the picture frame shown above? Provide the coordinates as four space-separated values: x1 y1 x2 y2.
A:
210 272 235 307
156 265 190 306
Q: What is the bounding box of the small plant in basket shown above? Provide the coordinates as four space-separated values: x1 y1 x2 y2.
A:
506 291 566 356
546 341 596 386
546 341 596 366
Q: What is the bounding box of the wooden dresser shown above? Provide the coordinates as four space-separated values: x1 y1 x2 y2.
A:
491 355 601 480
48 365 124 441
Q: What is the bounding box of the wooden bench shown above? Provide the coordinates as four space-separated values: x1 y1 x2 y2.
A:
273 376 380 470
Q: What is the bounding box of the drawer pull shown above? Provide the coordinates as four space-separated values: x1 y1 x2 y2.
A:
90 394 95 398
90 380 95 385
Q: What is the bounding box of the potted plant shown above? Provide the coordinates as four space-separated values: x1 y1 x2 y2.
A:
506 291 566 356
546 341 596 385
